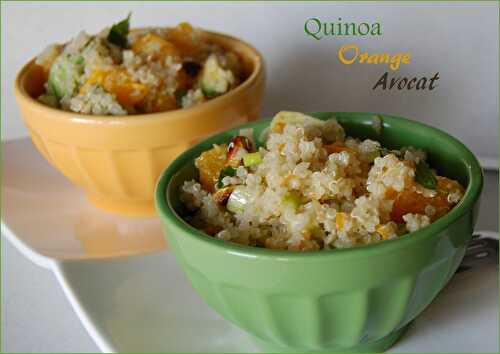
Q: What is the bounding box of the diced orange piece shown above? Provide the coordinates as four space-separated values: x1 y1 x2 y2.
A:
80 69 148 109
80 70 109 94
177 22 195 33
195 145 228 192
336 212 346 230
376 223 396 240
325 142 356 154
390 185 452 223
31 64 50 92
149 94 177 112
132 33 180 62
102 69 149 108
385 187 398 199
389 174 464 224
166 22 202 59
273 122 285 134
437 176 464 194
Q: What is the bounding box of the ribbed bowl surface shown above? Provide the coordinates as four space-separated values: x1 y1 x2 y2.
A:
156 112 483 351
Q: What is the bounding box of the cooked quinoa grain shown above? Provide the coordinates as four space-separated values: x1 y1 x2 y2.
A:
34 15 243 115
179 112 465 251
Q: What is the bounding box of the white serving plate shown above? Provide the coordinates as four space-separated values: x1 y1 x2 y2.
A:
2 139 499 352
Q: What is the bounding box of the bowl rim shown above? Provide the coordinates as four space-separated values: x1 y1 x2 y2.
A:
155 112 484 260
14 29 264 124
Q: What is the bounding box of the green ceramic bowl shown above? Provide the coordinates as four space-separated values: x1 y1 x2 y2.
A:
155 112 483 352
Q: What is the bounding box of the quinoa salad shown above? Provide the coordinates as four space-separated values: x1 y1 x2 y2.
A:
179 112 465 251
34 15 243 115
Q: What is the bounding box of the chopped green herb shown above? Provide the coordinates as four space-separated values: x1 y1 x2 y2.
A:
217 166 236 188
107 13 131 48
415 161 437 189
175 89 187 107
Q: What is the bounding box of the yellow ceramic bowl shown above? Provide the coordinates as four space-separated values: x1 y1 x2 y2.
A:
14 30 265 216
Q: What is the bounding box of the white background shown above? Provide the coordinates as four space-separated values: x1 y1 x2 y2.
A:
2 1 498 352
2 1 499 164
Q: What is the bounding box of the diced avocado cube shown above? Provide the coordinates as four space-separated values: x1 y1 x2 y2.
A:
243 152 262 167
47 54 84 99
200 54 234 98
